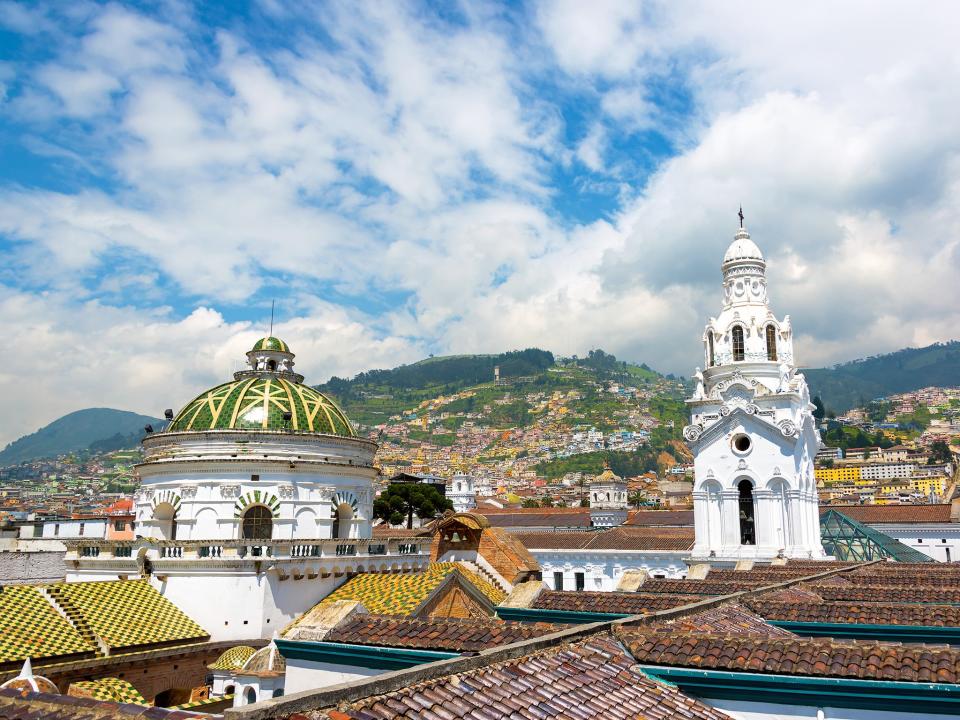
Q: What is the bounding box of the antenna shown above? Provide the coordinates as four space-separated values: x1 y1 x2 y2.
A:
269 299 275 336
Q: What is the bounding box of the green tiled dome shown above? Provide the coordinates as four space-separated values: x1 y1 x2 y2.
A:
168 376 354 435
252 336 290 352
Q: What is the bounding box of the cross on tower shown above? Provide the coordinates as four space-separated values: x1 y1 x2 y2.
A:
738 206 744 228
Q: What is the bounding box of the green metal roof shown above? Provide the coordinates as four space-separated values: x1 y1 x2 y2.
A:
820 509 934 563
167 376 354 436
251 336 290 352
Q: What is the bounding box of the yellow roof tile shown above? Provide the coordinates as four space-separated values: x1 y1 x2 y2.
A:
0 585 93 664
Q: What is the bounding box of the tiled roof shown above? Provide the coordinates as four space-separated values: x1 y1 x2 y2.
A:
481 508 591 528
656 603 796 638
513 527 694 552
622 631 960 683
0 586 93 664
69 677 146 704
746 598 960 627
625 510 695 526
813 584 960 605
0 687 217 718
820 504 953 524
45 579 208 651
532 590 701 615
320 563 505 616
326 636 733 720
208 645 257 670
704 568 826 583
638 578 768 595
323 615 560 652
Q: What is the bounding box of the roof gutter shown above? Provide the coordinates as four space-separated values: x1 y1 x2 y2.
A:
274 638 458 671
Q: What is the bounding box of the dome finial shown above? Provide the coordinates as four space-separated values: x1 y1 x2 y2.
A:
738 205 744 229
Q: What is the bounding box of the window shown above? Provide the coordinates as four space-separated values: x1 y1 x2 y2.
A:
241 506 273 540
766 324 777 361
732 326 745 361
738 480 756 545
707 333 715 367
79 523 84 536
575 572 585 592
54 523 59 536
947 548 952 562
251 474 260 482
553 571 564 591
245 687 257 705
272 688 284 698
114 521 125 531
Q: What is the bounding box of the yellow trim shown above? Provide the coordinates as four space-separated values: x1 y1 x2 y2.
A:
228 377 260 428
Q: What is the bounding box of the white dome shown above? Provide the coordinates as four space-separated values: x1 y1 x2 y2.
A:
723 229 764 263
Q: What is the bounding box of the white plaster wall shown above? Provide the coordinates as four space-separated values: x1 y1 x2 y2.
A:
285 660 383 695
533 550 688 590
147 571 345 642
869 524 960 562
711 697 958 720
135 471 374 541
41 520 107 539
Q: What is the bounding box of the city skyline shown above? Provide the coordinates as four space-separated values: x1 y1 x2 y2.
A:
1 1 959 448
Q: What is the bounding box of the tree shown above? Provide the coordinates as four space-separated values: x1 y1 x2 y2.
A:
521 498 540 508
812 396 826 422
373 483 453 529
929 440 953 465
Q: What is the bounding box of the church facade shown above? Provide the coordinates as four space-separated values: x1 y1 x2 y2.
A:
683 223 827 563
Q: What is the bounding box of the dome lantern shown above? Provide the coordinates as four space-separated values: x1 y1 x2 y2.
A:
243 336 300 381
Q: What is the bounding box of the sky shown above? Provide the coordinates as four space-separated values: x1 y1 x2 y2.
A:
1 1 959 448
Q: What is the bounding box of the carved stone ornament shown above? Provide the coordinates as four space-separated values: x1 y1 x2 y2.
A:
319 487 335 502
278 485 295 499
719 405 731 417
737 459 749 470
218 484 241 499
773 466 781 476
706 468 715 479
778 420 799 437
683 424 703 442
180 486 197 499
745 403 758 415
138 488 154 502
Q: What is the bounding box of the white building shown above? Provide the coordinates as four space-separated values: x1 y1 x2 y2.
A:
588 465 628 528
448 471 477 513
684 222 826 563
65 337 432 642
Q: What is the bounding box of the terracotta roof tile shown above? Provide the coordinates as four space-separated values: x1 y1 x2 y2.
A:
324 636 732 720
481 509 592 528
513 527 694 552
532 590 700 615
821 504 953 524
811 583 960 604
622 631 960 683
654 603 796 638
324 615 560 652
746 598 960 627
638 578 768 595
625 510 695 526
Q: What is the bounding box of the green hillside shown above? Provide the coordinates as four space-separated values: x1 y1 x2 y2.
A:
316 348 670 429
806 341 960 413
0 408 163 466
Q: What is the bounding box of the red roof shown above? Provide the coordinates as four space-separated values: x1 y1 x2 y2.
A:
821 504 953 524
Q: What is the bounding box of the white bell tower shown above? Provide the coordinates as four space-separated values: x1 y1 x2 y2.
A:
684 215 827 563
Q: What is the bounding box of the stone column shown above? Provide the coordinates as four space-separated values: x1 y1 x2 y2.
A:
720 489 742 553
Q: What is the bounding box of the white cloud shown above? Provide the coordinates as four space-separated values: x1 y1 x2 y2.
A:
1 1 960 446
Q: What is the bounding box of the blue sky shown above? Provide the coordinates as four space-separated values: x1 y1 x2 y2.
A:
1 1 959 446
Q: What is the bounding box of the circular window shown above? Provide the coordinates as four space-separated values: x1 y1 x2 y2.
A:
732 434 752 453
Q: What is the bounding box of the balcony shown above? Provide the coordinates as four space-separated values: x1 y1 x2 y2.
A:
63 537 431 577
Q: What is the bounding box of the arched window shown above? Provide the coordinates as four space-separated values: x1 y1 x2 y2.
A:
245 687 257 705
332 504 353 539
707 333 716 367
766 324 777 361
738 480 755 545
266 359 277 371
153 502 178 540
732 325 745 362
241 506 273 540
